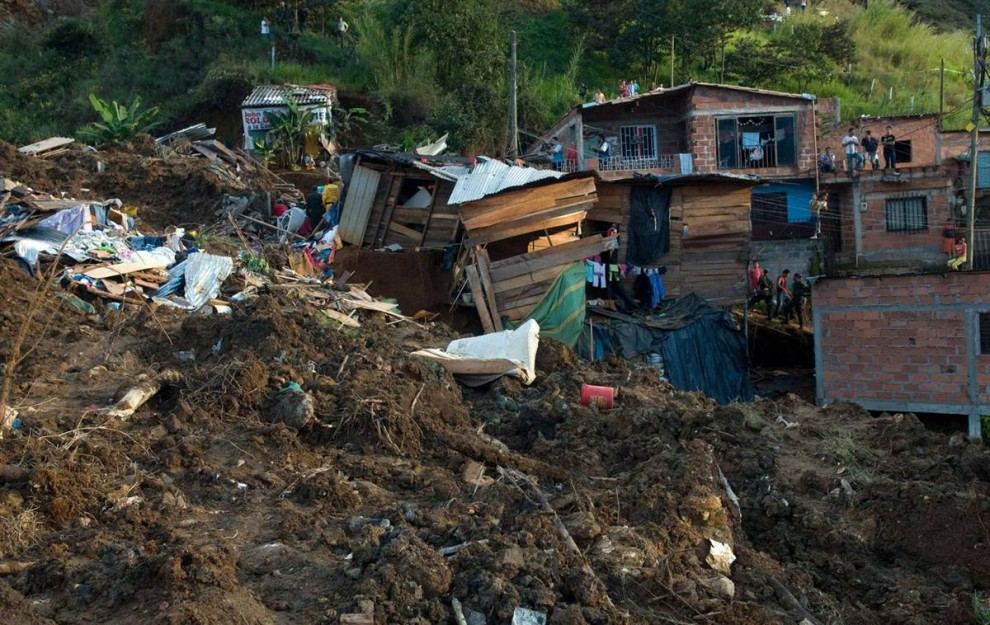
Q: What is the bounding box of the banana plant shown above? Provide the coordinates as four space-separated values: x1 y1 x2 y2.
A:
265 96 314 168
77 94 161 146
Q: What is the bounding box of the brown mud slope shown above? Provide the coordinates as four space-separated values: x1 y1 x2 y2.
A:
0 139 276 230
0 143 989 624
0 270 987 625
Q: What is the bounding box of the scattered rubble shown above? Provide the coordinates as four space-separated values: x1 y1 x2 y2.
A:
0 137 987 625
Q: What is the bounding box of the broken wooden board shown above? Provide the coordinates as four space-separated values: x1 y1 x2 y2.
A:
322 308 361 328
464 263 496 334
23 198 87 212
18 137 75 156
82 257 173 279
473 248 503 332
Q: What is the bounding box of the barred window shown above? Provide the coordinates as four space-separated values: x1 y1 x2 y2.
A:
885 196 927 232
980 313 990 355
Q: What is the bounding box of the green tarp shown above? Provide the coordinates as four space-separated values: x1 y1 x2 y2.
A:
513 262 586 347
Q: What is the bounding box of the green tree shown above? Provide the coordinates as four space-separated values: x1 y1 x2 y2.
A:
410 0 507 153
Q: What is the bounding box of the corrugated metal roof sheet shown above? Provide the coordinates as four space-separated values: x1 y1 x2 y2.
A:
447 157 563 205
242 85 333 108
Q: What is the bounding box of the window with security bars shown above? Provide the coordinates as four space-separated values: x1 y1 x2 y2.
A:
885 196 927 232
619 125 658 161
981 313 990 355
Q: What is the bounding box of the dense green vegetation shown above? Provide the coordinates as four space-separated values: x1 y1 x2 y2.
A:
0 0 979 153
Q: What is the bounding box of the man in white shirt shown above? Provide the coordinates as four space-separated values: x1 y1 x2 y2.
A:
261 17 271 37
841 128 860 174
337 17 349 47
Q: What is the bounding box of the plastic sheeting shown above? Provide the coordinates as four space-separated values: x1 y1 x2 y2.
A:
513 263 586 348
152 252 233 311
578 294 753 405
411 319 540 387
627 186 671 265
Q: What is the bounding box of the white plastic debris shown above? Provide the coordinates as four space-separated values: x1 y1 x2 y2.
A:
705 539 736 574
511 608 547 625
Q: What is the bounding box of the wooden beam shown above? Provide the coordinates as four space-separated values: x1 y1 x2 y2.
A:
474 249 503 332
387 221 423 242
489 234 613 282
465 264 496 333
464 211 588 247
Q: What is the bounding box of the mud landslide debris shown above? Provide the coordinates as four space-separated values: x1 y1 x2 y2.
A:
0 142 988 625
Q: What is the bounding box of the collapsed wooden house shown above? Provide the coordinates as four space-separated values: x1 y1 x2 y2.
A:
449 159 616 332
335 151 759 331
586 173 760 305
337 150 468 251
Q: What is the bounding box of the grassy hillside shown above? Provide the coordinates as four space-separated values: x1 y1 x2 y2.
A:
900 0 986 31
0 0 979 152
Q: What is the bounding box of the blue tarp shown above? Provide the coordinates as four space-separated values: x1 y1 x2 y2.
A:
577 293 753 405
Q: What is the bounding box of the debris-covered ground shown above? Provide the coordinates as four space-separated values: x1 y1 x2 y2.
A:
1 142 989 625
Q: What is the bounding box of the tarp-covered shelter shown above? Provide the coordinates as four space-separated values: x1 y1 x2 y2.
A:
578 293 754 404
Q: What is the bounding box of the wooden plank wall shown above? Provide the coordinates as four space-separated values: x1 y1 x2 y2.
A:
679 184 751 304
355 168 459 250
586 181 751 305
338 164 381 245
459 177 597 246
467 234 617 323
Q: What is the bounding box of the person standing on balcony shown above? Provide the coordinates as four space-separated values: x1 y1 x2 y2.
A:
550 137 564 171
948 236 968 271
809 191 827 239
881 125 897 172
596 135 612 169
819 147 837 173
841 128 860 175
861 130 880 171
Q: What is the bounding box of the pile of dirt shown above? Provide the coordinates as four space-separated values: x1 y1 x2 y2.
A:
2 154 990 624
0 139 277 230
1 275 989 625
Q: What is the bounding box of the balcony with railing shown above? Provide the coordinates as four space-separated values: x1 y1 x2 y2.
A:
534 152 686 175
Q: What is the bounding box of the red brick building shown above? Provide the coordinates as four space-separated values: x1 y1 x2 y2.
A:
820 114 961 268
540 82 819 180
814 272 990 436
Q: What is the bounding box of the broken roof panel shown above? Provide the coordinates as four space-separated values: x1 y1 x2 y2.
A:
242 85 333 108
447 158 563 205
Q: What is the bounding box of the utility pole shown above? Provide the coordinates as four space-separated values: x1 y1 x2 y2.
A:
670 36 675 88
509 30 519 160
939 57 945 131
968 14 985 270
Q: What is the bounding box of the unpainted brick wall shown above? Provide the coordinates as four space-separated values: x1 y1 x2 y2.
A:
815 272 990 407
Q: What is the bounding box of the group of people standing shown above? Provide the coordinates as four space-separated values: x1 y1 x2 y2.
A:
261 4 349 47
820 126 899 175
747 261 811 328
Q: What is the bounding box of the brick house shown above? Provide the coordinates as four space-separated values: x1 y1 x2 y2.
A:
814 272 990 436
820 114 961 269
539 83 820 235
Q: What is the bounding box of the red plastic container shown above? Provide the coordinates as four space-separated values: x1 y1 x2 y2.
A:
580 384 616 410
